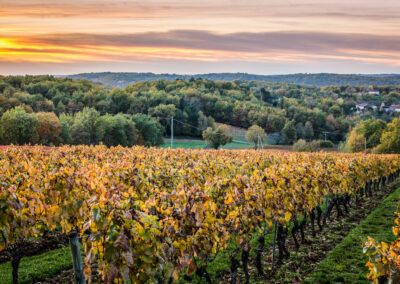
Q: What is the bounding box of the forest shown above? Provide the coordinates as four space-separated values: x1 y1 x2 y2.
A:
0 75 399 147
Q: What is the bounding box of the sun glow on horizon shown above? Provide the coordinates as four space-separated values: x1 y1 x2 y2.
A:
0 0 399 74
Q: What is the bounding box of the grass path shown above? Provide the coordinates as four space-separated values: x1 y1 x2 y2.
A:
305 186 400 283
0 247 72 284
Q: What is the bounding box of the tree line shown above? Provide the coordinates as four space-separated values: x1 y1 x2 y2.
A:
0 106 164 147
0 75 399 147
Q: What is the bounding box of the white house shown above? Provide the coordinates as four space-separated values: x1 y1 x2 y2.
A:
356 103 378 113
356 103 369 112
391 104 400 113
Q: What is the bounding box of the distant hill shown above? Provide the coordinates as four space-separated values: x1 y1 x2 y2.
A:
65 72 400 87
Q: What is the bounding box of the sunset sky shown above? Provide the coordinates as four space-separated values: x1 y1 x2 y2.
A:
1 0 400 75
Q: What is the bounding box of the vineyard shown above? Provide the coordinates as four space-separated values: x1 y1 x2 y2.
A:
0 146 400 284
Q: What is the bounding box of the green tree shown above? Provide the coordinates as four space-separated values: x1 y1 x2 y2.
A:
202 126 233 149
358 119 386 148
131 114 164 146
55 101 66 115
95 114 137 147
70 118 88 145
282 120 297 144
374 117 400 153
0 106 38 145
198 111 215 132
296 122 304 139
329 104 342 117
304 121 314 141
71 107 100 144
59 113 73 144
110 89 132 113
149 104 176 131
246 125 266 149
344 119 387 152
266 114 285 133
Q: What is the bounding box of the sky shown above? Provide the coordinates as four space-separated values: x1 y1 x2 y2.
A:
1 0 400 75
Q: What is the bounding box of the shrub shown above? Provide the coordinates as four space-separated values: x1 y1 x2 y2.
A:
320 140 334 148
293 139 320 152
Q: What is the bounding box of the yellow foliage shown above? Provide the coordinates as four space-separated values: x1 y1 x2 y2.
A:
0 145 398 282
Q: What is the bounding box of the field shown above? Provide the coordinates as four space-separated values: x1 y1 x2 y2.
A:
0 145 399 284
161 138 253 149
160 138 338 153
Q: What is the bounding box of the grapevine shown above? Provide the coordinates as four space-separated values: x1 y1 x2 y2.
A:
0 145 399 283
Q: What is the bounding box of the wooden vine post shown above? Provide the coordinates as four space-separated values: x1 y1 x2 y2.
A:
69 231 86 284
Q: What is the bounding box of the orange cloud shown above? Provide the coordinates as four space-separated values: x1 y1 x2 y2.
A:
1 0 400 74
1 31 400 66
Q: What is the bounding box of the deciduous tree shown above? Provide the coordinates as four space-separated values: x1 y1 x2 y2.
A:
35 112 62 145
246 125 266 149
0 106 38 145
202 126 233 149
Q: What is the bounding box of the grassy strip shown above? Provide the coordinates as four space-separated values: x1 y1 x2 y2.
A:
0 246 72 284
161 138 252 149
304 187 400 284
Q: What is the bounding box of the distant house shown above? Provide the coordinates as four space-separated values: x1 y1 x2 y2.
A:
391 104 400 113
356 103 369 112
368 91 380 95
356 103 368 111
356 103 377 113
381 104 400 114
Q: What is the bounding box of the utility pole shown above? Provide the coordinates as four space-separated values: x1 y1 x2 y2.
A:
322 131 328 141
257 134 264 150
171 116 174 149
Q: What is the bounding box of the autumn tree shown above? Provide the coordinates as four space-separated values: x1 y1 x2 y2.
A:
345 129 365 152
35 112 62 145
344 119 387 152
374 117 400 154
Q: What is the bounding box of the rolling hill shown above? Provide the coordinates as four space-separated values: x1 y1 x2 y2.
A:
65 72 400 87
